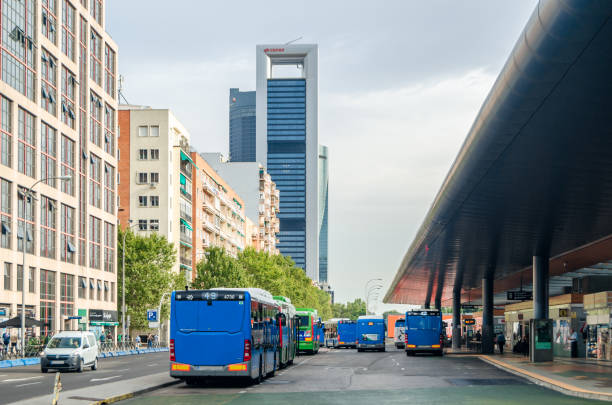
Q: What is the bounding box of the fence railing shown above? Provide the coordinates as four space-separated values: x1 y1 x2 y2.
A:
0 340 168 360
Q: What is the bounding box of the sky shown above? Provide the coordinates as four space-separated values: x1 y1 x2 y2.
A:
107 0 538 312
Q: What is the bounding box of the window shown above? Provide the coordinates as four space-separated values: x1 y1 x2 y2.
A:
60 135 75 195
138 149 147 160
61 0 75 60
138 196 147 207
1 0 36 100
104 45 115 97
150 172 159 183
17 108 36 178
150 149 159 160
104 104 115 155
138 126 148 137
1 178 11 249
149 219 159 231
0 96 11 167
89 153 101 207
103 163 115 214
104 222 114 272
3 262 11 290
29 266 35 293
78 15 87 108
88 278 94 300
111 281 115 302
150 126 159 137
41 49 57 116
89 29 102 85
90 0 102 25
138 219 147 231
17 187 35 254
89 216 101 269
40 269 56 334
61 66 76 128
103 281 108 301
150 196 159 207
40 196 57 259
96 279 101 300
60 273 74 318
41 0 57 44
41 122 57 187
78 276 86 299
60 204 75 263
89 92 102 145
137 172 147 184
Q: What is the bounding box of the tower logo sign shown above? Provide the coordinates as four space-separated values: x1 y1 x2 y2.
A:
264 48 285 53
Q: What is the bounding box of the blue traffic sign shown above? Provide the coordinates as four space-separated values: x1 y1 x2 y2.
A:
147 309 158 322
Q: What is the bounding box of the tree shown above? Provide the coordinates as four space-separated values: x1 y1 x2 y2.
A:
332 298 366 320
117 229 181 333
192 246 251 289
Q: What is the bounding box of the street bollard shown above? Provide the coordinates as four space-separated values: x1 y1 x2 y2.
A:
51 372 62 405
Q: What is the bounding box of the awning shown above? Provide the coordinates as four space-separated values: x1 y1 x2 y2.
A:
89 279 94 289
180 150 198 169
180 241 192 248
179 173 186 185
233 198 242 209
80 278 86 288
180 218 192 231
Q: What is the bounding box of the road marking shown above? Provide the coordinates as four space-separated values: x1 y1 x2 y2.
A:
401 368 405 371
15 381 42 387
91 375 122 382
2 376 43 383
239 390 247 394
147 363 158 367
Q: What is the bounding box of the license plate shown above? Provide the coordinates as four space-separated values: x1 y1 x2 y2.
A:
417 345 431 348
50 360 64 365
193 365 222 371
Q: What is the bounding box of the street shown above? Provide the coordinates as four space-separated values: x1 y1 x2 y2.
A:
123 345 600 405
0 352 169 405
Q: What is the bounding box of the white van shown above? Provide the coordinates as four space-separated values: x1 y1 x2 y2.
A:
40 331 99 373
394 318 406 349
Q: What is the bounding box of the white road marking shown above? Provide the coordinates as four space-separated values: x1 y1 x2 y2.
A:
401 368 405 371
147 363 158 367
239 390 247 394
2 376 43 383
91 375 122 382
15 381 41 388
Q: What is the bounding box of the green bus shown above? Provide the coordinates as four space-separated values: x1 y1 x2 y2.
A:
296 308 320 354
273 296 297 367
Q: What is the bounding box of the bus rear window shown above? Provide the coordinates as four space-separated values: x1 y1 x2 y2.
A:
395 320 405 327
298 315 310 327
174 300 245 333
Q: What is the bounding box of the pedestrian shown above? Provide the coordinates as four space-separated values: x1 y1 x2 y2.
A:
107 332 113 343
2 331 9 356
521 335 529 356
153 334 159 347
135 334 141 347
569 328 578 358
10 332 17 355
147 333 153 348
100 333 106 344
496 332 506 354
475 330 482 341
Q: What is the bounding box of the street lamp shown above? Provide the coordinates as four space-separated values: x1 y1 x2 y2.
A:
121 220 139 343
366 284 383 315
19 175 72 355
364 278 383 315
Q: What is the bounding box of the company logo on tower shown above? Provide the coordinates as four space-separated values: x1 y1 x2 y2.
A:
264 48 285 53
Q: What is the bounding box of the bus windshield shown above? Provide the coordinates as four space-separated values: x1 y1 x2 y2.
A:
298 315 310 328
395 320 405 327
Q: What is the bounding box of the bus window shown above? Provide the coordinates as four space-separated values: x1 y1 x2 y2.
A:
298 315 310 328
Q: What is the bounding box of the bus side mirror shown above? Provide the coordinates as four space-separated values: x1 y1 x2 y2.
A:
276 313 286 324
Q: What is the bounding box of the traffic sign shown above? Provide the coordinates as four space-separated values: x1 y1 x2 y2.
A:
507 291 532 301
147 309 158 322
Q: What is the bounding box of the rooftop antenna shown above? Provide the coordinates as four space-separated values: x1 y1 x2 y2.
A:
118 74 130 105
284 36 302 46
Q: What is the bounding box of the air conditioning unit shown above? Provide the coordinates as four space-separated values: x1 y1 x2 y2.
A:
149 183 157 189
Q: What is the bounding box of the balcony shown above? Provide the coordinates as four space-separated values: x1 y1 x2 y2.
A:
180 210 192 223
180 186 192 201
180 231 192 245
180 255 192 268
203 199 215 213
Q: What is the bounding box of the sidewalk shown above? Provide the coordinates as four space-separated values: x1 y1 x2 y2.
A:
480 353 612 402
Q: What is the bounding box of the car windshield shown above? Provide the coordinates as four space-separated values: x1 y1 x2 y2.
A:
47 337 81 349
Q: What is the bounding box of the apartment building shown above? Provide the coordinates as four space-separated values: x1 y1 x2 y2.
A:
202 153 279 255
117 106 194 281
190 153 246 268
0 0 119 337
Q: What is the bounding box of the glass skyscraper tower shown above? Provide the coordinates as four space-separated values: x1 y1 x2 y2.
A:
319 145 329 283
256 44 319 281
229 88 256 162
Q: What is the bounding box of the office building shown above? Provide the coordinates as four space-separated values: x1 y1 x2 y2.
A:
318 145 329 283
256 44 319 280
229 88 256 162
190 152 247 266
0 0 119 336
117 106 195 281
202 153 279 255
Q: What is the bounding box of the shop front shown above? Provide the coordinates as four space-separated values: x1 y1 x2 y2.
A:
584 291 612 360
88 309 118 343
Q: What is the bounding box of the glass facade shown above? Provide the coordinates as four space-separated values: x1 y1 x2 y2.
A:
267 79 306 269
229 88 256 162
318 145 328 282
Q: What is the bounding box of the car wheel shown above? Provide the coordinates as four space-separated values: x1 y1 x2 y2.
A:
41 367 48 373
91 358 98 370
76 357 83 373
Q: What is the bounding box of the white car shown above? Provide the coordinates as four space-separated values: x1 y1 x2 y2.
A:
40 331 99 373
394 319 406 349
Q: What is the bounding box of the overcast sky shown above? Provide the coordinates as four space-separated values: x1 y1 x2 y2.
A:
107 0 538 311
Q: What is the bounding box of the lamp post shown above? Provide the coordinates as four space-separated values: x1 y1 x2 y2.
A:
19 175 72 355
364 278 383 315
121 220 139 344
366 284 382 315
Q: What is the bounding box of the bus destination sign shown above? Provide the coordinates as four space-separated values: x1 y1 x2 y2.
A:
407 310 441 317
175 290 245 301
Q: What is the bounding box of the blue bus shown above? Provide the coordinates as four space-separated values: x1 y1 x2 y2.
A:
405 309 443 356
357 315 386 352
273 296 297 368
337 320 357 348
169 288 281 385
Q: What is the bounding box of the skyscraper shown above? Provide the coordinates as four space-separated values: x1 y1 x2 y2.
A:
256 44 319 280
318 145 329 283
229 89 256 162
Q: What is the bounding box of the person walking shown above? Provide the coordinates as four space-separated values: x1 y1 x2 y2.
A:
569 328 578 358
135 334 141 348
2 331 9 356
496 332 506 354
147 333 153 349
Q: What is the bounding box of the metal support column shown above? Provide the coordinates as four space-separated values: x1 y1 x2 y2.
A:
452 288 461 350
533 256 549 319
481 276 494 354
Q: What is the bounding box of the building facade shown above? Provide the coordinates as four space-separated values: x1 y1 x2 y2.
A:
0 0 119 337
202 153 279 255
117 106 194 282
256 44 318 280
190 152 247 267
229 88 256 162
318 145 328 283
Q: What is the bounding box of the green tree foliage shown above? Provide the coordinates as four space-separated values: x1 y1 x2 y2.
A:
382 310 402 322
117 229 182 332
192 247 332 319
331 298 366 320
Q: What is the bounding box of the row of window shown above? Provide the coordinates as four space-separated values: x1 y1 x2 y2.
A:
138 195 159 207
138 148 159 160
136 172 159 184
137 219 159 231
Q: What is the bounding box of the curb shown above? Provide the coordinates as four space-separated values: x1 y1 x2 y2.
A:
479 355 612 402
90 378 180 405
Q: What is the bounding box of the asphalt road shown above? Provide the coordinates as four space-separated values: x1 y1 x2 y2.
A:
0 352 169 405
122 344 601 405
